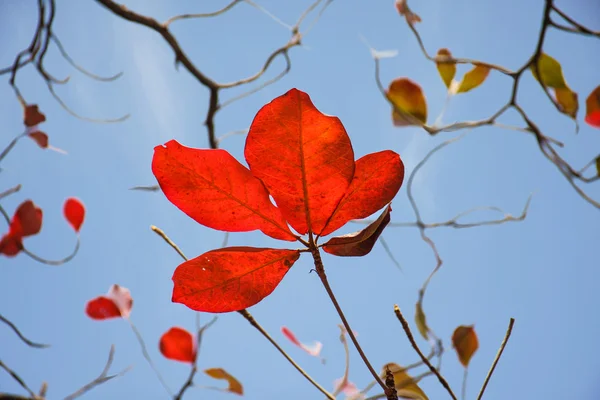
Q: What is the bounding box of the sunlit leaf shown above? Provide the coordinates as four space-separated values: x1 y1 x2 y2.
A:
585 85 600 128
160 327 196 363
530 53 567 89
281 326 323 359
204 368 243 395
64 197 85 233
323 205 391 257
28 131 49 149
554 87 579 119
387 78 427 126
172 247 300 313
152 140 295 242
382 363 428 400
435 49 456 88
23 104 46 127
320 151 403 236
452 325 479 367
454 65 490 94
85 284 133 320
415 302 429 340
245 88 355 235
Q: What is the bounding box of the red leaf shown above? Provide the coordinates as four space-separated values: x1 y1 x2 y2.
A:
85 284 133 320
320 151 403 236
64 197 85 232
28 131 49 148
323 205 391 257
12 200 43 237
172 247 300 313
245 89 355 235
85 297 122 320
24 104 46 127
152 140 295 241
159 327 196 363
0 234 22 257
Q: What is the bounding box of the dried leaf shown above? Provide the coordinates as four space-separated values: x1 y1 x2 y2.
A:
387 78 428 126
64 197 85 233
585 85 600 128
435 49 456 88
28 131 49 149
160 327 196 363
172 247 300 313
24 104 46 127
204 368 243 395
281 326 323 358
415 302 429 340
323 205 391 257
454 65 490 94
382 363 428 400
452 325 479 367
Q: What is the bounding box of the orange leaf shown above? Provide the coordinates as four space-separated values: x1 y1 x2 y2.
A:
152 140 295 241
585 85 600 128
394 0 421 24
160 327 196 363
23 104 46 127
323 204 391 257
382 363 428 400
64 197 85 233
452 325 479 367
245 89 355 235
28 131 49 149
320 151 403 236
172 247 300 313
387 78 427 126
435 49 456 88
204 368 243 395
455 65 490 94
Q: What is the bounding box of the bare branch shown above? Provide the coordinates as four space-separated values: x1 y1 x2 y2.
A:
476 318 515 400
0 360 37 399
0 313 50 349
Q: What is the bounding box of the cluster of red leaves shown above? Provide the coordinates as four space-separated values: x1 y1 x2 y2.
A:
151 89 404 313
0 198 84 257
24 104 50 149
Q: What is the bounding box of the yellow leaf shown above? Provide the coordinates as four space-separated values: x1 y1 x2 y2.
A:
204 368 243 395
554 86 578 119
455 65 490 94
415 302 429 340
382 363 428 400
585 85 600 128
452 325 479 367
435 48 456 89
387 78 427 126
531 53 567 89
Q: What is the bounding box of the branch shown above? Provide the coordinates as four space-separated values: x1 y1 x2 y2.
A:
0 360 36 399
0 313 49 348
476 318 515 400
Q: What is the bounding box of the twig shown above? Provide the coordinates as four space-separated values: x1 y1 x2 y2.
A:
0 313 49 348
332 325 351 397
63 345 130 400
461 368 468 400
0 360 36 398
393 305 457 400
151 225 187 261
164 0 243 26
0 185 22 201
476 318 515 400
21 238 80 266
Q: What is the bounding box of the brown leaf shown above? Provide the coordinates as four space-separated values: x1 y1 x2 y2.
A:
322 205 391 257
28 131 49 149
24 104 46 127
382 363 428 400
204 368 243 395
452 325 479 367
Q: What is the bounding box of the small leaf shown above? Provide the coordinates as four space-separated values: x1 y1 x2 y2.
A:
382 363 428 400
281 326 323 358
1 200 43 257
323 205 391 257
24 104 46 127
395 0 421 24
415 302 429 340
333 378 365 399
204 368 243 395
85 284 133 320
172 247 300 313
452 325 479 367
585 85 600 128
320 151 403 236
106 284 133 318
64 197 85 233
160 327 196 363
455 65 490 94
435 49 456 88
28 131 49 149
554 87 579 119
531 53 567 89
245 88 355 235
387 78 427 126
0 234 22 257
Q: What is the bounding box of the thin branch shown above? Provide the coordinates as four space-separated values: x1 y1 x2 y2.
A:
0 313 49 348
550 5 600 37
476 318 515 400
0 360 36 399
393 305 457 400
151 225 187 260
164 0 243 26
0 185 22 201
63 345 131 400
21 237 80 266
332 325 351 397
379 236 402 272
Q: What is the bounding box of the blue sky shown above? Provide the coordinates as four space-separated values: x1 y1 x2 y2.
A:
1 0 599 399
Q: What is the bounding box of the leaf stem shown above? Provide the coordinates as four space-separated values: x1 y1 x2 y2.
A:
309 245 390 395
393 304 457 400
476 318 515 400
